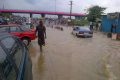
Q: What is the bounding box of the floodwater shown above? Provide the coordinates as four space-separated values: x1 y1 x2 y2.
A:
29 26 120 80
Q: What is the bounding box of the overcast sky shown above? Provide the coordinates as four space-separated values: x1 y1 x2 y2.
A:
0 0 120 13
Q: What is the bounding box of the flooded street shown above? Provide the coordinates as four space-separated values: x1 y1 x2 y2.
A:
29 26 120 80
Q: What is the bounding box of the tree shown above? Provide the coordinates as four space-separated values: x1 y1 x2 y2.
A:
0 13 12 18
87 5 106 22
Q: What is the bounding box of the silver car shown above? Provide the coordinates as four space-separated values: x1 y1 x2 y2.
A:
72 26 93 38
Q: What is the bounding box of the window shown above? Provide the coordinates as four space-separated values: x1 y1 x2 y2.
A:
1 37 23 68
73 27 79 30
21 26 29 31
1 37 15 50
0 27 9 32
13 45 23 68
76 27 79 30
10 38 24 68
2 59 17 80
10 27 21 32
6 68 16 80
0 46 17 80
0 46 7 64
0 37 24 80
80 27 90 31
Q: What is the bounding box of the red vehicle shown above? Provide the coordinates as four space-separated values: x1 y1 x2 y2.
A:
0 24 36 45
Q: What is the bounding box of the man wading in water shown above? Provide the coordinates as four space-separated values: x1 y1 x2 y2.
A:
36 20 46 52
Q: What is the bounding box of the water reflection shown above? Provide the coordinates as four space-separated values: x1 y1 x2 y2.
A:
28 44 37 58
29 27 120 80
37 52 45 74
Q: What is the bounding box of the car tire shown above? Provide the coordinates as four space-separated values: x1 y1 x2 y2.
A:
22 38 30 46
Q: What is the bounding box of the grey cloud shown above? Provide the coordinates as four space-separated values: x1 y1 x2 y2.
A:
1 0 120 13
25 0 36 4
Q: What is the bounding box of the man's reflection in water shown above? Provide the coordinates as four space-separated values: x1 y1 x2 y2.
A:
37 52 45 74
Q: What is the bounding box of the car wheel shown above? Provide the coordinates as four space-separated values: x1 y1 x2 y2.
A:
22 38 30 46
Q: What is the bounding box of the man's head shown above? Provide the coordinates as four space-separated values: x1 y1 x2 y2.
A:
39 20 43 26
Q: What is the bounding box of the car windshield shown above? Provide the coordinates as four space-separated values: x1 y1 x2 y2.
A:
0 46 7 64
80 27 90 31
20 25 30 31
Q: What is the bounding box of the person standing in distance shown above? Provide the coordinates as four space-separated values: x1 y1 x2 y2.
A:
36 20 46 52
90 22 93 31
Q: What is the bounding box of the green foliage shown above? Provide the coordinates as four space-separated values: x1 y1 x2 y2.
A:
0 13 12 18
72 19 89 26
87 5 106 22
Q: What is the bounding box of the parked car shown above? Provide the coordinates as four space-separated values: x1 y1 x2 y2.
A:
0 24 36 45
0 33 32 80
72 26 93 37
0 18 8 25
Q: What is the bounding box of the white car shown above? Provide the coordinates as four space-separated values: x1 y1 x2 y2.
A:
72 26 93 38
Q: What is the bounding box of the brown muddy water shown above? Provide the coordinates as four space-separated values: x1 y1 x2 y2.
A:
29 27 120 80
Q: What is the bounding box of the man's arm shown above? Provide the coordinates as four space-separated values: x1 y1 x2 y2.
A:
44 26 47 38
35 26 38 34
35 26 38 38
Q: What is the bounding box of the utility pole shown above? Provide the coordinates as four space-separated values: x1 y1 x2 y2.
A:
69 1 73 21
2 0 5 9
55 0 57 12
3 3 4 9
55 0 57 25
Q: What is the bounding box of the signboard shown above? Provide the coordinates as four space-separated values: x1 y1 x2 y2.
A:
107 13 120 19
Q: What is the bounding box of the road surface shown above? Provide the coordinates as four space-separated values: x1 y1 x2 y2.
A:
29 26 120 80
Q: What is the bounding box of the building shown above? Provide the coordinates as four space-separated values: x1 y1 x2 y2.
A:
101 12 120 33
